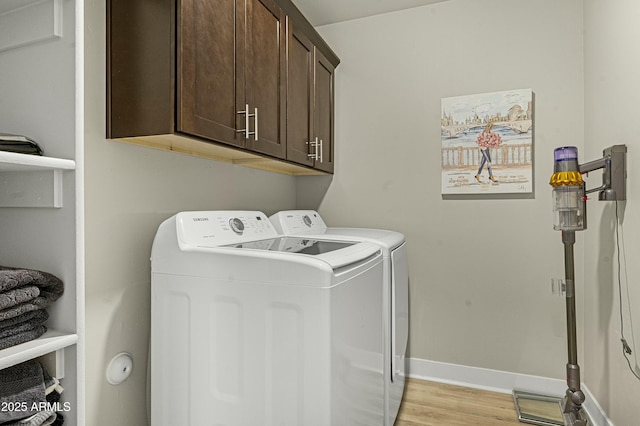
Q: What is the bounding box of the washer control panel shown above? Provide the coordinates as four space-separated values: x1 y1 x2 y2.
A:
269 210 328 235
176 211 278 248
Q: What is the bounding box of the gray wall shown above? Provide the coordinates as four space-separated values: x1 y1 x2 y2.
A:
84 3 297 424
307 0 584 378
583 1 640 425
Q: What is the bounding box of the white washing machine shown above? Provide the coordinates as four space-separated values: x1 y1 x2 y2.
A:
269 210 409 426
150 211 385 426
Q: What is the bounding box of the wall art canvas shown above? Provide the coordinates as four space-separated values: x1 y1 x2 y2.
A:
441 89 534 195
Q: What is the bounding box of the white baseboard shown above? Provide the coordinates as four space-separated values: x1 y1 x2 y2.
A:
582 384 614 426
407 358 613 426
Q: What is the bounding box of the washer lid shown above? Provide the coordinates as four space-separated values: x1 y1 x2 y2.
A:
223 236 358 255
216 236 380 270
161 211 381 270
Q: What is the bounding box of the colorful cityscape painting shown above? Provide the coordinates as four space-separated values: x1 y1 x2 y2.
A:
441 89 534 195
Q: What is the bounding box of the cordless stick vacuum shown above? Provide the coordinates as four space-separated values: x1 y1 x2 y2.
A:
549 145 627 426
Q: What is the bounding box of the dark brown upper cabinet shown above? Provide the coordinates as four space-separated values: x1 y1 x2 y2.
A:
286 22 335 173
178 0 286 158
313 48 336 173
107 0 339 175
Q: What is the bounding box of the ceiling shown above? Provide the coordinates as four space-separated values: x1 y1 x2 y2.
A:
291 0 449 26
0 0 446 27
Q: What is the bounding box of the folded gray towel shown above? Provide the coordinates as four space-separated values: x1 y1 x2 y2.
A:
0 267 62 294
0 309 49 350
0 267 63 322
0 320 46 340
0 326 46 351
1 410 57 426
0 311 48 332
0 287 40 317
0 361 45 423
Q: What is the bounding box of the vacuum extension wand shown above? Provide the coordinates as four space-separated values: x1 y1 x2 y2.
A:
561 230 587 426
549 145 627 426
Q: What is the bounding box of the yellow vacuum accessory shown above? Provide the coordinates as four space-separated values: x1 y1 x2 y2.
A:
549 171 583 187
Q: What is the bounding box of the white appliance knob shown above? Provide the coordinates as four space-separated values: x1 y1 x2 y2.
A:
303 215 312 227
229 218 245 235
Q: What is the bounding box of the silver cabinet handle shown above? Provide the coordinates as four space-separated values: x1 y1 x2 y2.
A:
319 139 323 163
306 137 319 161
236 104 250 139
253 107 258 141
236 104 257 140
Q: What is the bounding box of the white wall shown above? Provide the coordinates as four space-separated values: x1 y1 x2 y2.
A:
306 0 585 379
84 2 297 424
583 1 640 425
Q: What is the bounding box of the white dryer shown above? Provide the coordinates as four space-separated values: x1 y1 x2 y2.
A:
269 210 409 426
151 211 385 426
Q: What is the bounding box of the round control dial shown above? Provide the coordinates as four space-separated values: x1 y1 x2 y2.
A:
229 218 245 235
303 215 313 227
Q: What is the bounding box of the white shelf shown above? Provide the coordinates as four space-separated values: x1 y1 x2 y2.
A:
0 150 75 172
0 151 75 207
0 330 77 371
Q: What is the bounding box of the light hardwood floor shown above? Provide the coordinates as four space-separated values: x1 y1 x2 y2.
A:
395 378 524 426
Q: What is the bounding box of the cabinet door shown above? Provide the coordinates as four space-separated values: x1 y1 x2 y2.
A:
244 0 286 158
314 49 335 173
177 0 245 148
286 21 315 167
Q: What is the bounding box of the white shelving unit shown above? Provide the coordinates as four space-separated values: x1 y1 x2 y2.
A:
0 0 84 424
0 151 75 208
0 152 78 373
